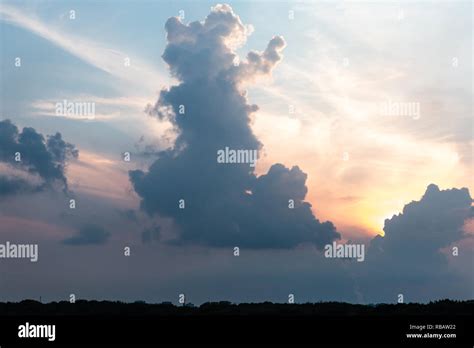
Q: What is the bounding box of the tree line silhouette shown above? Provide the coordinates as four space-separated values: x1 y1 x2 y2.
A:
0 299 472 316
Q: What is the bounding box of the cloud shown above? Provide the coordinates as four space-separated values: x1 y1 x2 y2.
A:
369 184 473 264
0 176 35 196
359 184 474 302
30 96 153 121
0 119 78 194
234 36 286 82
130 4 340 249
162 4 284 84
0 4 165 93
62 224 110 245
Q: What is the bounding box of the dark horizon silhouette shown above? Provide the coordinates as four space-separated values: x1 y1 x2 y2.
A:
1 299 473 316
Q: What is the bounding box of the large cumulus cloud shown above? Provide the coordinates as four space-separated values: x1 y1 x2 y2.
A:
130 4 340 249
0 119 78 195
371 184 473 264
360 184 474 302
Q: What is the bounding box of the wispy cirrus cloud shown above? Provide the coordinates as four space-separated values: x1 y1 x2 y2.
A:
0 4 167 93
29 95 153 121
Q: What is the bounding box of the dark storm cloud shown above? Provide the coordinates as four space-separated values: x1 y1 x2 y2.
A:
0 119 78 194
62 224 110 245
0 176 35 196
369 184 473 264
130 4 340 249
359 184 474 302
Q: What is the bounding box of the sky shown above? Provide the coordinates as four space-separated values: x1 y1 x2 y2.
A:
0 0 472 304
